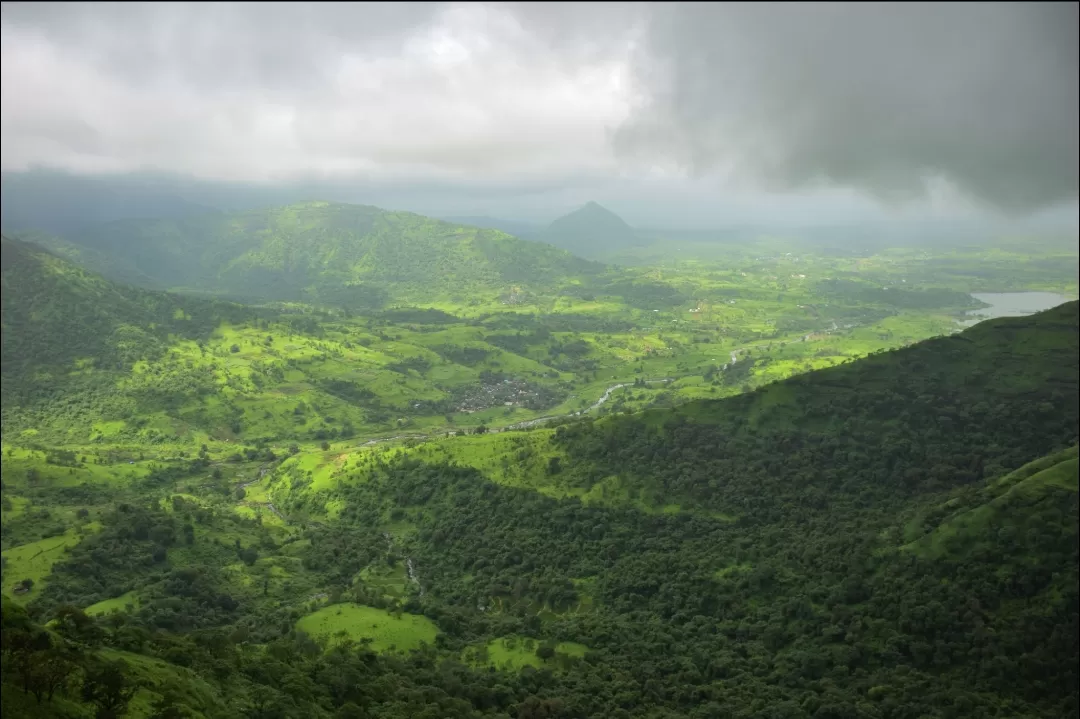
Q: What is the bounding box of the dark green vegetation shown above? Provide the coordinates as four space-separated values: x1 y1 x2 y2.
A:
2 200 1078 717
2 296 1077 718
12 202 602 308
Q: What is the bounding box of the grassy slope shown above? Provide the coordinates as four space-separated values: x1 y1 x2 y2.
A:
0 235 258 397
904 446 1078 560
295 603 439 652
323 302 1079 517
38 201 603 307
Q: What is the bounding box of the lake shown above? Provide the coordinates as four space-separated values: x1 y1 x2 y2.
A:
959 292 1075 327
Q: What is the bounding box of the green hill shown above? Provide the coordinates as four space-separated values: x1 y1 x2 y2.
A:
539 201 643 258
903 446 1077 561
519 301 1077 511
2 273 1077 716
0 237 583 446
0 236 259 401
24 201 602 308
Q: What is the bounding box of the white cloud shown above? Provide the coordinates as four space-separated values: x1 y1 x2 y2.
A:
1 2 1076 218
1 3 635 183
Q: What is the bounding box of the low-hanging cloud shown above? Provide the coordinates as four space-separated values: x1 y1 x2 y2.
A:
1 2 1076 216
0 2 635 182
615 2 1079 213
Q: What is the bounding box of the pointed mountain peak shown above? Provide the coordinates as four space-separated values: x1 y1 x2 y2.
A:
542 202 641 258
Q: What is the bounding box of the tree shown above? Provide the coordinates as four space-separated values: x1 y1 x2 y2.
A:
150 691 196 719
82 659 137 719
37 646 80 703
52 605 102 647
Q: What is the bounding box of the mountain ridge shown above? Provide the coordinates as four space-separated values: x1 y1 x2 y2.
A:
11 201 604 310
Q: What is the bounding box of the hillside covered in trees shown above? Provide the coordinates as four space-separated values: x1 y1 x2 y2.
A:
2 302 1076 718
7 202 603 309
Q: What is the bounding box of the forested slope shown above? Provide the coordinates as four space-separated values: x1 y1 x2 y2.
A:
548 300 1079 516
13 202 603 308
1 302 1076 718
0 236 262 402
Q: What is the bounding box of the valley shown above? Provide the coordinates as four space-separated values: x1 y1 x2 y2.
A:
2 5 1077 717
1 204 1078 719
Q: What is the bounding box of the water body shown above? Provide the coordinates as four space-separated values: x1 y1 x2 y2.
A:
959 292 1074 327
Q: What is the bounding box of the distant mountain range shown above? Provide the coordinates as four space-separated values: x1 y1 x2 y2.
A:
444 202 645 259
8 201 603 310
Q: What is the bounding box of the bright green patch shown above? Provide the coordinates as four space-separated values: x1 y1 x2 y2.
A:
1 523 101 603
85 590 141 616
464 636 590 671
295 602 439 652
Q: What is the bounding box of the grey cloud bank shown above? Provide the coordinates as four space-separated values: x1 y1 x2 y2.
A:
1 2 1077 225
617 3 1079 214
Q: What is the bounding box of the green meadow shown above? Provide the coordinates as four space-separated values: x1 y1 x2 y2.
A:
296 603 439 652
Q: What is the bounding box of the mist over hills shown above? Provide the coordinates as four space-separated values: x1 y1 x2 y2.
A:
442 202 646 259
537 202 644 258
438 216 545 240
6 201 603 310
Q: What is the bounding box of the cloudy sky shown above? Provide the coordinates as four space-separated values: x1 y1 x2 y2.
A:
1 2 1077 227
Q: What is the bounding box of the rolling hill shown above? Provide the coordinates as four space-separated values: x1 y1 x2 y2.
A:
0 236 262 400
11 201 603 310
2 302 1076 718
0 236 584 447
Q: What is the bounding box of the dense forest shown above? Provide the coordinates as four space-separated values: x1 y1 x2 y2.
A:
2 301 1076 718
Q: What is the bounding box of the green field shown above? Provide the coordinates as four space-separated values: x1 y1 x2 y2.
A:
464 635 590 671
296 603 439 652
84 590 141 616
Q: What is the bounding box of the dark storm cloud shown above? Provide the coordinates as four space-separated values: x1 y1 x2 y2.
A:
1 2 1076 217
615 2 1080 212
